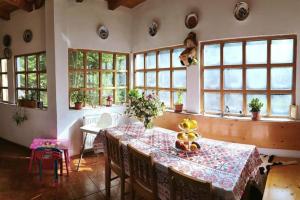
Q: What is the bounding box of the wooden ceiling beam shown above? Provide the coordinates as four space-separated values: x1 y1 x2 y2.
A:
107 0 124 10
0 8 10 20
3 0 33 12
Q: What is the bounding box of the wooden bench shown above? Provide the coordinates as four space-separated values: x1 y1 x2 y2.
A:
263 157 300 200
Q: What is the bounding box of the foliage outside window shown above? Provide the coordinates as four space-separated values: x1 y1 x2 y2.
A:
201 35 296 117
133 46 187 109
0 59 8 102
68 49 129 108
15 52 47 107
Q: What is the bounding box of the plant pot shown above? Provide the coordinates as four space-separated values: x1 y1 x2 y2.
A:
143 116 154 129
18 99 37 108
174 104 183 113
75 102 82 110
251 111 261 121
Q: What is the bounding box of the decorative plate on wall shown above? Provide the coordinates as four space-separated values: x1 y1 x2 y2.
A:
3 34 11 47
4 48 12 59
234 2 249 21
97 25 109 39
23 29 33 43
148 21 159 37
185 13 198 29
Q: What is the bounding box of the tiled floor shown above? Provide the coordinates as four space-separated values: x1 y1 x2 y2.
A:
0 138 127 200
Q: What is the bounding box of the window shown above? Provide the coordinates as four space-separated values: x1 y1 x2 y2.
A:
68 49 129 107
0 59 8 102
15 52 47 107
201 35 296 117
133 46 187 109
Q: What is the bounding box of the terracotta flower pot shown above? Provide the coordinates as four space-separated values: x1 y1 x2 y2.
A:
175 104 183 113
251 111 261 121
75 102 82 110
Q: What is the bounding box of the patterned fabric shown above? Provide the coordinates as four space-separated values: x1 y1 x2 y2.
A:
104 123 262 200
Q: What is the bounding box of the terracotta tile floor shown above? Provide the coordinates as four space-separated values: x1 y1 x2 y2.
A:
0 138 127 200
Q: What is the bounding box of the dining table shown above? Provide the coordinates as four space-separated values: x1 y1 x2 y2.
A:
103 123 263 200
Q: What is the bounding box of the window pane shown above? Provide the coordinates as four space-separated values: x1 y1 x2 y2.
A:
247 94 267 115
28 55 37 71
145 90 155 96
271 67 293 90
173 70 186 88
116 55 127 70
158 71 170 88
116 89 126 104
86 90 99 107
173 48 185 67
102 89 114 105
87 72 99 88
117 72 127 87
158 50 170 68
246 41 267 64
1 59 7 72
102 72 113 87
17 74 26 88
146 71 156 87
271 94 292 116
246 68 267 90
40 91 48 107
224 69 242 90
146 52 156 69
158 91 170 108
224 93 243 114
204 69 220 89
69 51 83 69
2 89 8 101
271 39 294 64
135 72 144 87
135 54 144 70
87 51 99 69
1 74 8 87
17 90 25 99
16 57 25 72
223 42 243 65
39 73 47 89
204 92 221 113
204 44 220 66
28 90 37 100
28 73 37 88
102 53 113 70
173 91 186 109
69 72 84 88
39 54 46 71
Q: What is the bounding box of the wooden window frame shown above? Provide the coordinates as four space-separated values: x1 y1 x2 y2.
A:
0 58 8 103
14 51 47 106
200 34 297 117
133 45 187 109
68 49 130 108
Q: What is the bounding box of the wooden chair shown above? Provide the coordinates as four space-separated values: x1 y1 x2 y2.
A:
105 133 128 200
127 144 158 200
168 167 213 200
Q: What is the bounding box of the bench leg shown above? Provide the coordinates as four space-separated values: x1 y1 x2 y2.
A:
77 132 87 171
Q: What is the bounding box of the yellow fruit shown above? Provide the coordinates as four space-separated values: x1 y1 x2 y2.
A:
190 144 198 151
177 132 184 140
189 119 198 129
188 132 196 141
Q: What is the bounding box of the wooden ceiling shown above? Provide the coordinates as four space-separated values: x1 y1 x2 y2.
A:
0 0 44 20
106 0 146 10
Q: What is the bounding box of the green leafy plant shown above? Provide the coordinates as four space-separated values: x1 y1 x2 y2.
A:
128 89 141 99
249 98 264 112
175 90 184 105
12 106 28 126
71 91 88 104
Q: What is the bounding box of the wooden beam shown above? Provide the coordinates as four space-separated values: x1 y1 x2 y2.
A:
107 0 124 10
0 8 10 20
3 0 33 12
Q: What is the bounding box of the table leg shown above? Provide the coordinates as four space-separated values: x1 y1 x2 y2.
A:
64 150 69 176
28 150 35 173
77 132 87 171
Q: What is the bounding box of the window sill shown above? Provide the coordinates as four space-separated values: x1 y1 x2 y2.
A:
69 104 126 111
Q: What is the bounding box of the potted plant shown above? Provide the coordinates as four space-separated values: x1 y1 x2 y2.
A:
71 91 88 110
18 93 37 108
174 90 184 113
249 98 264 120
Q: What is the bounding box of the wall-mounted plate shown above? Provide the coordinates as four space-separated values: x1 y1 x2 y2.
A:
234 2 249 21
148 21 158 37
3 34 11 47
4 48 12 59
185 13 198 29
23 29 33 43
97 25 109 39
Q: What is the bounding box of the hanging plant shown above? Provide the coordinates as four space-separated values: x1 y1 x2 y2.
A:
12 106 28 126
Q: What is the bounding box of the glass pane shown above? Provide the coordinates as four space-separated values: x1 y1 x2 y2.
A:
17 90 25 99
223 42 243 65
204 44 220 66
116 89 126 103
173 48 185 67
158 91 170 108
204 92 221 113
1 59 7 72
246 41 267 64
224 69 242 90
271 94 292 116
271 67 293 90
87 72 99 88
1 74 8 87
204 69 220 89
28 55 37 71
69 72 84 88
173 91 186 109
40 91 48 107
117 72 126 87
28 73 37 88
224 93 243 114
102 72 113 87
135 54 144 70
247 94 267 115
145 90 155 96
102 89 114 105
146 52 156 69
16 57 25 72
246 68 267 90
39 73 47 89
86 90 99 107
158 50 170 68
17 74 26 88
28 90 37 100
135 72 144 87
39 54 46 71
271 39 294 64
146 72 156 87
158 71 170 88
68 51 83 69
2 89 8 101
102 53 113 70
116 55 127 70
173 70 186 88
87 51 99 69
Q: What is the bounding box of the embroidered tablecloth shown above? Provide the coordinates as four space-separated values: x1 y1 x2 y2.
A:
104 123 262 200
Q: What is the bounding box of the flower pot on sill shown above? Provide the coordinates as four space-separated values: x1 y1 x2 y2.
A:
18 99 37 108
74 102 82 110
251 111 261 121
175 104 183 113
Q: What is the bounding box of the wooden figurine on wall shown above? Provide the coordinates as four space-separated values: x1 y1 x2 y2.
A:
179 32 198 66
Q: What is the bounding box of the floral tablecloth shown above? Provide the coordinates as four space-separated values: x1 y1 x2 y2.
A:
103 123 262 200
